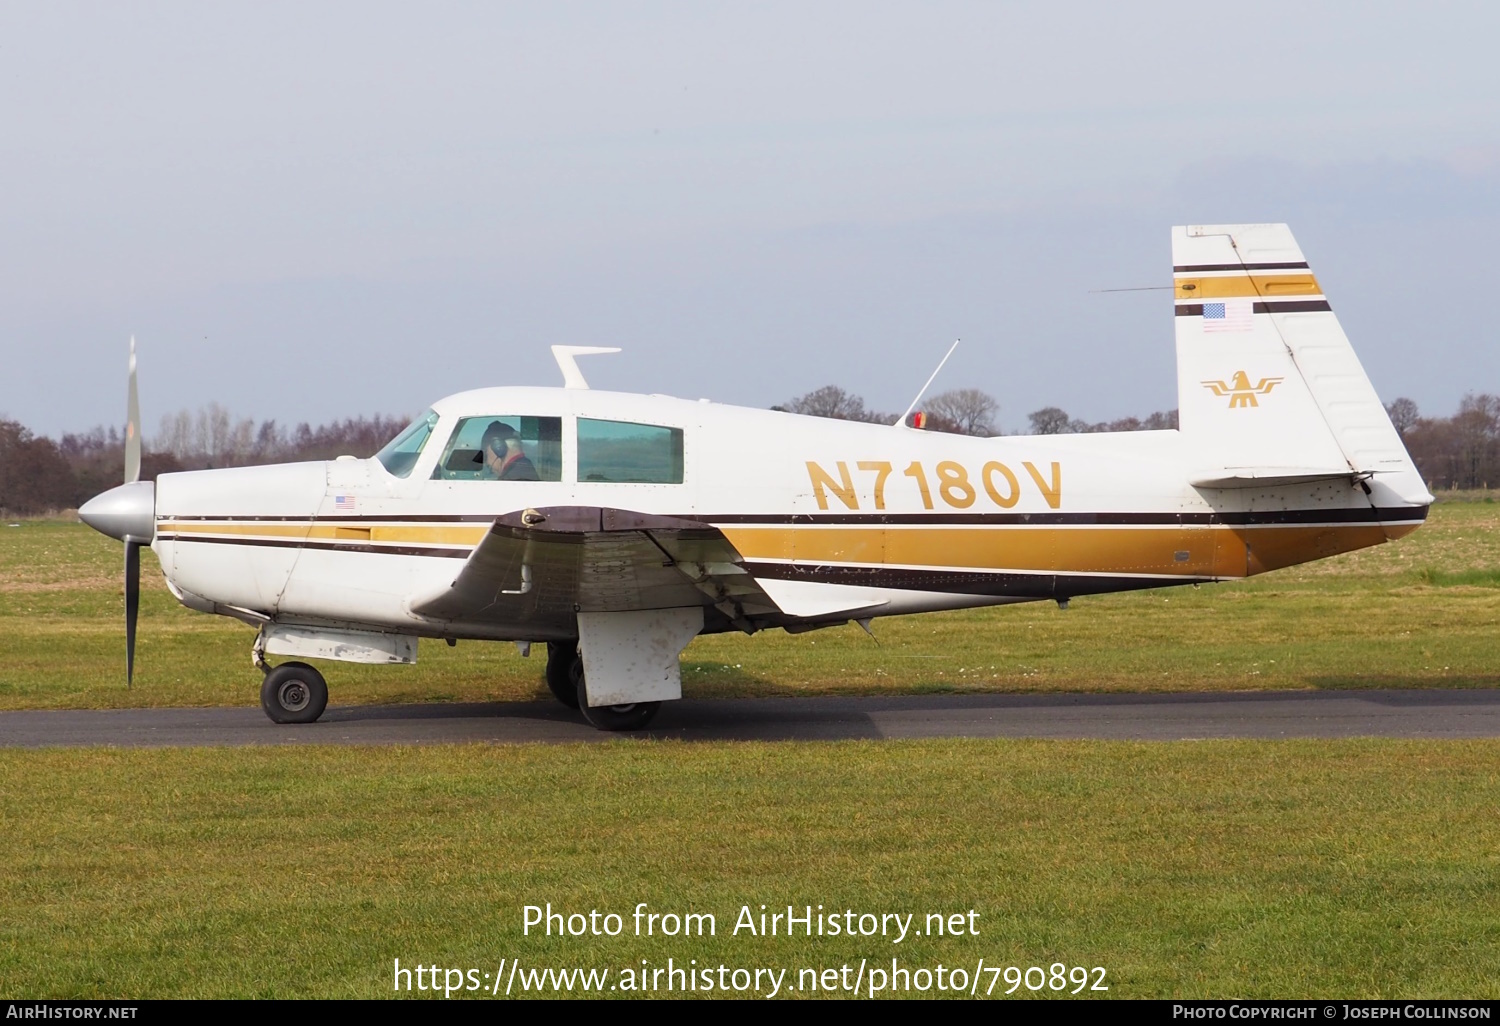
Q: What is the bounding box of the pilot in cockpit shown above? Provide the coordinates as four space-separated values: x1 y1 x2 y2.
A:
480 422 540 481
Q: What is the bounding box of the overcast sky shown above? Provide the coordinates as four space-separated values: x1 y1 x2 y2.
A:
2 1 1497 439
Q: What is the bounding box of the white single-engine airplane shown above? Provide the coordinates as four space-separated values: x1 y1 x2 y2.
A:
79 224 1432 729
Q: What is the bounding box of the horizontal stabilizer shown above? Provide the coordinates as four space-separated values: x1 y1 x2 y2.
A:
1189 467 1369 489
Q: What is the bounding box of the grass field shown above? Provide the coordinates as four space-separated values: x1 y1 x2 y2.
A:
3 500 1500 710
2 502 1498 999
1 739 1497 999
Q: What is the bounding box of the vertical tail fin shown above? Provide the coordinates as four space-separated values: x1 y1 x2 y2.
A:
1173 223 1430 502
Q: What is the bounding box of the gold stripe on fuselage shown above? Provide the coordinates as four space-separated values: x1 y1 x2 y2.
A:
157 521 488 546
718 523 1410 579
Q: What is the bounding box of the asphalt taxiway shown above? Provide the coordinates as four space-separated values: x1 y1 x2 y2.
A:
1 688 1498 747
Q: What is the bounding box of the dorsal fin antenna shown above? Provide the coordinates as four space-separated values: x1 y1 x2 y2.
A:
551 346 621 389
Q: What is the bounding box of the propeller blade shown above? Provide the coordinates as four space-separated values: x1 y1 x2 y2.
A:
125 541 140 688
125 336 141 485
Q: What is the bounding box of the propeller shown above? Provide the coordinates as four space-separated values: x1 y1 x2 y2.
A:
124 337 141 687
125 537 140 687
79 336 155 688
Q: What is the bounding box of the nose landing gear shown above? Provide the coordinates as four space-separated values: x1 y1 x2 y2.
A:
260 661 329 724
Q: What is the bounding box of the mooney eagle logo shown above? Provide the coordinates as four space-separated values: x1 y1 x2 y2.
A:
1202 371 1284 408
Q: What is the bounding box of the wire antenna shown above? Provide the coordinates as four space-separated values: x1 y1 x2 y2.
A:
895 338 960 427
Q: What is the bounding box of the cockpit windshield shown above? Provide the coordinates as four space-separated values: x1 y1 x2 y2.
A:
374 410 440 478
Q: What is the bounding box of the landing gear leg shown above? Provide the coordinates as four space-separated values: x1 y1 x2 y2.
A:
545 640 581 709
260 661 329 724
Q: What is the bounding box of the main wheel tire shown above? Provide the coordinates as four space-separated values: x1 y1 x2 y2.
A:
260 661 329 724
573 654 661 731
545 641 581 709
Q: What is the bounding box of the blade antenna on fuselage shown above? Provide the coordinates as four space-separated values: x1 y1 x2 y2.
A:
894 338 960 427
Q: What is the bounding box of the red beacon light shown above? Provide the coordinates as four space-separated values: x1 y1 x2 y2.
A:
909 411 927 429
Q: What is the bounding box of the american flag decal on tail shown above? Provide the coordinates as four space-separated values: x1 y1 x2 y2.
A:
1202 298 1254 333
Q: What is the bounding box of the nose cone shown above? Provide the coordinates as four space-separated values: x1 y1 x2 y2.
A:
79 480 156 543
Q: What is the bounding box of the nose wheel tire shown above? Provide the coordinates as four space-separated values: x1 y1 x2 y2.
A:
572 653 661 731
261 662 329 724
545 641 581 709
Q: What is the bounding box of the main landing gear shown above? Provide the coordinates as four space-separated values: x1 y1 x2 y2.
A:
545 639 661 731
545 641 581 709
251 636 666 730
260 661 329 724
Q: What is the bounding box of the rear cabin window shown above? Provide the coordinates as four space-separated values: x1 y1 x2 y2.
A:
433 416 563 481
577 418 684 484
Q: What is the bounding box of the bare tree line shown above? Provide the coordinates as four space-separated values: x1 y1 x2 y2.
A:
1022 406 1179 434
1388 394 1500 490
5 392 1500 516
0 408 407 516
774 386 1005 435
776 384 1176 435
151 404 409 468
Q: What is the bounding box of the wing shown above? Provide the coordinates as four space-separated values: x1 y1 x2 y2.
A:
405 506 883 634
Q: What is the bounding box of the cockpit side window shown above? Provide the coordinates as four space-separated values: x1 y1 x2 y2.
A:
374 410 441 479
577 418 684 483
433 416 563 481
